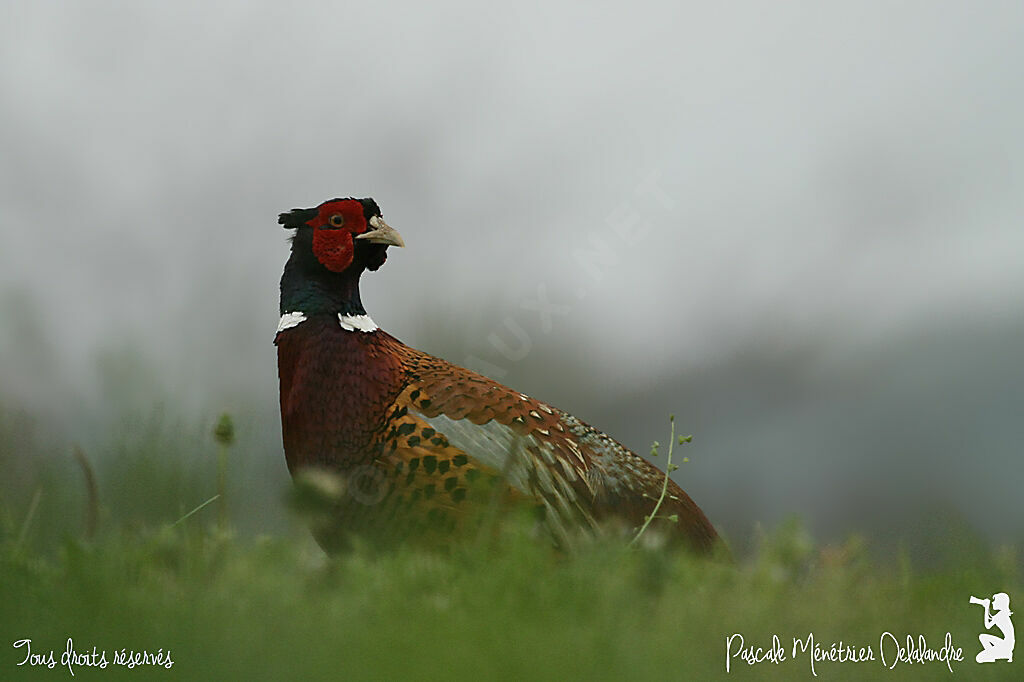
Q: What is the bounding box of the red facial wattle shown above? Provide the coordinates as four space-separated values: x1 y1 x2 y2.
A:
312 228 355 272
308 199 368 272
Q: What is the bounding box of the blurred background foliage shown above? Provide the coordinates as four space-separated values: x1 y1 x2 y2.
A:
2 287 1022 563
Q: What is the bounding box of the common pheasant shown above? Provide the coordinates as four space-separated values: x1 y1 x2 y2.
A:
276 197 719 552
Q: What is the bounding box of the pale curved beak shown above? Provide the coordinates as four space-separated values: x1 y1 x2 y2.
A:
356 215 405 247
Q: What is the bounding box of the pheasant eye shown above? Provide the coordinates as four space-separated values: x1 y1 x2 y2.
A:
329 214 345 227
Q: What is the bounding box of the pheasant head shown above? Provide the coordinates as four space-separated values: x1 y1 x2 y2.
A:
278 197 404 317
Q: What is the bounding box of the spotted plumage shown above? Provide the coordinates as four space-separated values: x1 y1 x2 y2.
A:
276 197 719 552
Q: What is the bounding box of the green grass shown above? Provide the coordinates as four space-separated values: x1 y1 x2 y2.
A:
2 519 1020 680
1 409 1021 680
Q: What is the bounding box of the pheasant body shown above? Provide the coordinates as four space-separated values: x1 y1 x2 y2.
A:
276 197 719 552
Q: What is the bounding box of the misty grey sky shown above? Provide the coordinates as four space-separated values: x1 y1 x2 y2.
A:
3 2 1024 547
3 1 1023 394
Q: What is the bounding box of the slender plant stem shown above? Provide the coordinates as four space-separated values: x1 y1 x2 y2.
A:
217 443 228 530
171 494 220 527
72 445 99 540
16 487 43 547
630 417 676 546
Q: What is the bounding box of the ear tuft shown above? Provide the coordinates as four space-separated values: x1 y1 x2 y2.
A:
278 207 319 228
